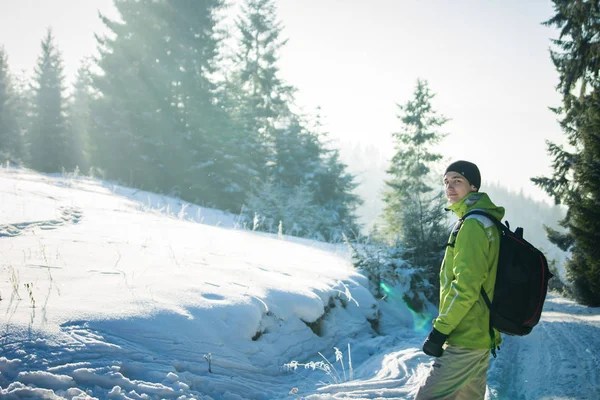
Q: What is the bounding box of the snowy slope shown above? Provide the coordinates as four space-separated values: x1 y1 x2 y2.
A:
1 166 599 400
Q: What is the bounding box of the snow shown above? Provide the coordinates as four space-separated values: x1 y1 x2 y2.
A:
1 166 599 399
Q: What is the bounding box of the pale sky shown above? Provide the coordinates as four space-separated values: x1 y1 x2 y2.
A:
0 0 563 202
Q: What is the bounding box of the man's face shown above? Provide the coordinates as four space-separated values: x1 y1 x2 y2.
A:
443 171 477 204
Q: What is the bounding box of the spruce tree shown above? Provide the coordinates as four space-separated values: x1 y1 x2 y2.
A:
312 148 363 242
228 0 294 180
0 47 24 163
12 71 34 164
243 117 322 238
92 0 235 207
168 1 246 210
230 1 362 240
533 0 600 306
267 117 360 241
230 0 308 232
381 79 449 283
70 59 94 172
29 29 73 173
241 109 361 241
308 115 362 242
92 0 187 190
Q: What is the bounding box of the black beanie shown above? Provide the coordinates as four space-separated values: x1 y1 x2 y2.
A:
445 160 481 189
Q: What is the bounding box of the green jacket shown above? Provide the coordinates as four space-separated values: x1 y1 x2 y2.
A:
433 192 505 350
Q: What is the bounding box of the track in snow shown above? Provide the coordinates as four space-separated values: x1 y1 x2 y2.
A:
487 295 600 400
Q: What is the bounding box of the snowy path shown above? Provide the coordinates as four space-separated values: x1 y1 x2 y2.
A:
299 295 600 400
487 295 600 400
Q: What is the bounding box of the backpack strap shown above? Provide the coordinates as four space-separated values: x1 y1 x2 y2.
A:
462 209 508 234
480 286 497 357
458 209 504 304
444 220 463 248
448 209 502 248
461 209 505 357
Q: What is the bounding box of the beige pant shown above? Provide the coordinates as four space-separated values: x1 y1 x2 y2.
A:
414 345 490 400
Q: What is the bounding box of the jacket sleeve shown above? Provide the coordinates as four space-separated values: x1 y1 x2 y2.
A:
433 218 490 335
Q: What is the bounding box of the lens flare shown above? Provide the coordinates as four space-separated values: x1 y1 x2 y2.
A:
380 282 392 295
379 281 431 334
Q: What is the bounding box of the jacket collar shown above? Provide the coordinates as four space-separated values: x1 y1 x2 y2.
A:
445 192 483 219
445 191 506 222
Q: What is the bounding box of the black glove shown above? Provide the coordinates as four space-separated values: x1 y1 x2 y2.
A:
422 328 449 357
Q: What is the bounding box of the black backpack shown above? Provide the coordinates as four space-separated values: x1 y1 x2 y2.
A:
461 210 553 337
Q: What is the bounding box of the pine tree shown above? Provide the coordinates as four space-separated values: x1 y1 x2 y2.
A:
70 59 94 172
92 0 235 207
242 111 362 241
0 47 25 163
29 28 73 173
12 71 34 164
156 0 244 209
230 0 309 232
92 0 186 189
533 0 600 306
308 114 362 242
229 1 363 240
381 79 449 283
242 116 321 238
228 0 295 181
314 148 363 242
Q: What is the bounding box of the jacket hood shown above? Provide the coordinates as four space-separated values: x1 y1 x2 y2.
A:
445 191 505 221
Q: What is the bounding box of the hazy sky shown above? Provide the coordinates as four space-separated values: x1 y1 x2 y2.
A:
0 0 563 202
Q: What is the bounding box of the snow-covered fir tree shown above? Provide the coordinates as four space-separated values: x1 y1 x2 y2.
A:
380 79 449 286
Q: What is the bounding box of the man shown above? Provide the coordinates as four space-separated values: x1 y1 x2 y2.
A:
414 160 504 400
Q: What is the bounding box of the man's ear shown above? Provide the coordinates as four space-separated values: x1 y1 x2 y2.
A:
471 185 478 192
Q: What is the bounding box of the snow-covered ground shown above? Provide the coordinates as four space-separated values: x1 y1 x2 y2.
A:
1 166 598 400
